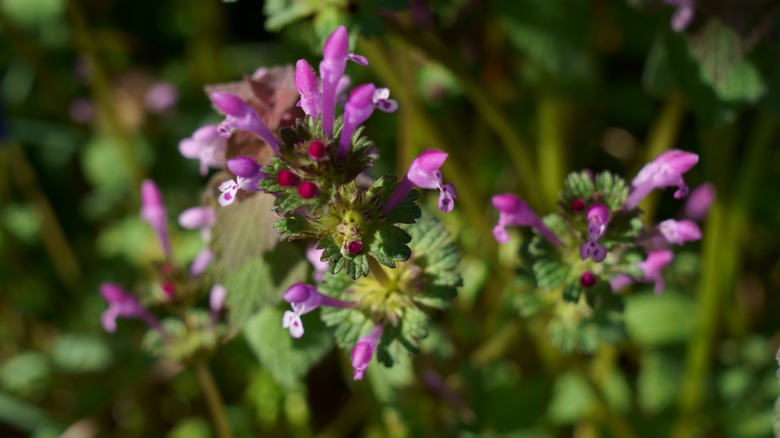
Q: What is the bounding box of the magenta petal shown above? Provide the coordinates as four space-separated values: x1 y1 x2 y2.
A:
210 92 246 116
659 219 701 244
407 150 447 188
178 207 216 229
352 325 382 381
283 283 316 304
101 283 131 303
683 183 715 221
323 26 349 60
209 284 227 313
190 248 213 277
227 156 261 178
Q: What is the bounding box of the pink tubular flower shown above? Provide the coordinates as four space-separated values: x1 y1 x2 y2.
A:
658 219 701 245
306 245 329 283
144 82 178 114
179 125 227 176
352 325 383 380
319 26 368 139
580 203 610 263
178 206 216 276
665 0 695 32
638 250 674 294
624 149 699 211
491 194 561 247
217 156 265 207
683 183 715 222
100 283 165 336
209 92 281 153
140 180 170 258
382 150 457 215
338 84 397 158
282 283 352 338
209 284 227 325
295 59 321 118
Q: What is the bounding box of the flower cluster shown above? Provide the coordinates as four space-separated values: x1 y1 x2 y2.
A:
493 150 708 352
174 26 461 380
100 180 228 363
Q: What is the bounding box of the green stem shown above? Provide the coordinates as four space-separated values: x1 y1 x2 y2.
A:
66 0 144 192
3 144 83 294
636 93 686 218
367 256 391 287
194 363 233 438
382 18 542 208
537 93 571 211
672 114 778 437
358 37 495 244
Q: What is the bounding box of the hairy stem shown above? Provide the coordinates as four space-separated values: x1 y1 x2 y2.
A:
636 93 686 218
194 363 233 438
672 113 778 437
382 18 542 208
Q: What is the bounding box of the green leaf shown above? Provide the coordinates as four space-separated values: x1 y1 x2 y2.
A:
244 306 334 388
224 243 309 328
368 225 412 269
688 19 766 104
562 282 583 303
625 290 695 346
51 334 112 373
595 171 628 211
263 0 315 31
0 352 50 394
562 171 596 202
638 352 681 414
495 0 594 88
532 259 568 291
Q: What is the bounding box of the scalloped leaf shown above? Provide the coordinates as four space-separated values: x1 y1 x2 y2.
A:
244 306 334 388
533 259 569 291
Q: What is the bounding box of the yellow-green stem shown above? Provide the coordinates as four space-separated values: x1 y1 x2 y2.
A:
67 0 144 192
637 93 686 218
538 94 571 211
194 363 233 438
382 19 542 208
4 144 83 294
672 113 779 438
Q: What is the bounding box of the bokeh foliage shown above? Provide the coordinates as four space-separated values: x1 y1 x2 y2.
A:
1 0 780 436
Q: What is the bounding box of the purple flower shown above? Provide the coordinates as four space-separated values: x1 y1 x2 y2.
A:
683 183 715 222
306 245 329 283
338 84 398 158
179 206 216 276
665 0 695 32
295 59 321 118
69 98 94 124
352 325 383 380
189 248 213 277
382 150 457 215
179 125 227 176
179 206 216 239
209 284 227 325
282 283 352 338
625 149 699 211
144 82 178 114
319 26 367 139
100 283 165 336
490 193 561 247
140 180 170 258
638 250 674 294
580 203 610 263
217 157 265 207
610 274 633 293
658 219 701 245
209 92 281 153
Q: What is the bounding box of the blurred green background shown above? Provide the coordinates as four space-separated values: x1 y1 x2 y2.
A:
1 0 780 436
